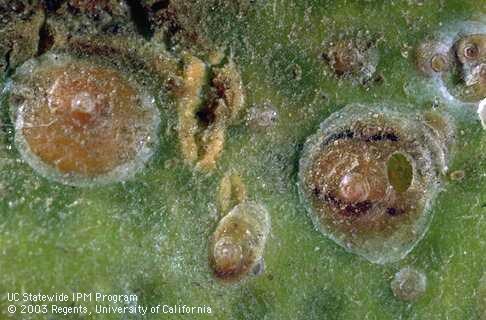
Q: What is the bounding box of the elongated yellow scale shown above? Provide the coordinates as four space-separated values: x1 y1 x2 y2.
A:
196 61 246 170
218 173 233 214
174 55 245 170
217 172 247 215
209 201 270 283
177 54 207 164
212 60 246 120
197 100 228 170
230 174 247 205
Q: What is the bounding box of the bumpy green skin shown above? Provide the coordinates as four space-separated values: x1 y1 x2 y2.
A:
0 1 485 319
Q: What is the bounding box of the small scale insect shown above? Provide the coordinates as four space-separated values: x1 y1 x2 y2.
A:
416 21 486 105
322 37 379 84
451 33 486 103
391 267 427 302
209 201 270 283
246 103 278 131
415 40 452 76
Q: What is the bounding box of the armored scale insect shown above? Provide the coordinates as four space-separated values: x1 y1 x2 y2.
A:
416 19 486 105
1 0 246 185
209 173 271 283
299 103 453 264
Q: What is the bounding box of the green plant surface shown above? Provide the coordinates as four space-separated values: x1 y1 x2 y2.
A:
0 1 485 319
